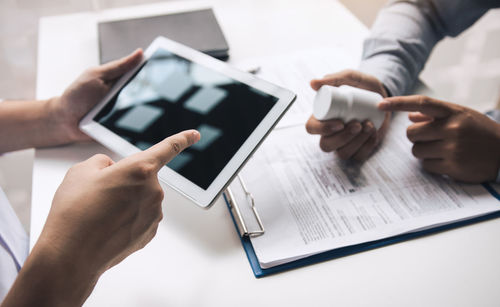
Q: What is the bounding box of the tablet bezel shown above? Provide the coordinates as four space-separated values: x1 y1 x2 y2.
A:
80 36 295 208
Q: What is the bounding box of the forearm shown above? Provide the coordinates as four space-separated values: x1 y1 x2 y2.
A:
0 98 70 153
359 1 444 96
359 0 490 97
1 240 98 307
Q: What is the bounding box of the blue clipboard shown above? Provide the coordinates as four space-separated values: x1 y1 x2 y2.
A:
224 184 500 278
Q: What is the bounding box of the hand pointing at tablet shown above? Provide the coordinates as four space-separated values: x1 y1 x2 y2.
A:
3 130 200 306
1 48 203 306
1 38 295 305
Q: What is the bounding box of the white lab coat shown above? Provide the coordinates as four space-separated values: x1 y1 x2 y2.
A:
0 187 29 301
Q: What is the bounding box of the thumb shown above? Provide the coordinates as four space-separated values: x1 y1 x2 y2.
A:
310 79 325 91
97 49 143 81
310 70 385 96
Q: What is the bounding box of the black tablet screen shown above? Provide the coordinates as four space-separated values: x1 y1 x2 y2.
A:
94 48 278 189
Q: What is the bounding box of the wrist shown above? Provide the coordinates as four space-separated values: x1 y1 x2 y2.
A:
45 96 81 144
18 236 99 306
2 237 100 307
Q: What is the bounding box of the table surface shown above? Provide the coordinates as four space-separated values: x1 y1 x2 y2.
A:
32 1 500 306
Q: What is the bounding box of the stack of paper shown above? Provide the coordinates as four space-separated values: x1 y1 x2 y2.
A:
231 48 500 269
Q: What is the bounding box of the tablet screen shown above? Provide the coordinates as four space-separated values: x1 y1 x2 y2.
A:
94 48 278 190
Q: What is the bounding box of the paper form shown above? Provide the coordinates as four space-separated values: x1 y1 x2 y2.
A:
235 48 359 128
238 114 500 268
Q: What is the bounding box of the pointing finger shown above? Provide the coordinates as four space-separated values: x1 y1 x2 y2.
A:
142 130 200 170
378 95 453 118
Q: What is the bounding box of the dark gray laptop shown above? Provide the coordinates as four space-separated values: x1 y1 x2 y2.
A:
98 8 230 64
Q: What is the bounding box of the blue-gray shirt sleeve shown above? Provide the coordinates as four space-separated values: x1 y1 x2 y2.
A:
358 0 496 96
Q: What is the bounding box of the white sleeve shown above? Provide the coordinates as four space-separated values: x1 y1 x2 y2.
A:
0 242 19 301
0 187 29 301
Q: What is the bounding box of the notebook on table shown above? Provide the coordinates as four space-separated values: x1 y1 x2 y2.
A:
98 8 229 64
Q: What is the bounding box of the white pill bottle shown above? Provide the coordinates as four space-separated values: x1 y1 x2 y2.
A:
313 85 385 129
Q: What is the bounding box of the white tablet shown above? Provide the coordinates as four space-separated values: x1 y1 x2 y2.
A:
80 36 295 208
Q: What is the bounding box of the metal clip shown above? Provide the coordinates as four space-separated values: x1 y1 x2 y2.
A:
225 175 265 237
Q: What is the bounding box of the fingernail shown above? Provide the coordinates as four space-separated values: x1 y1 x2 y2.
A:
192 130 200 142
310 80 320 90
330 123 344 132
350 123 362 134
364 122 373 133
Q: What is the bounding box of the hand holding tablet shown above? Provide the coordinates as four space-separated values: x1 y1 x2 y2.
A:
80 36 296 208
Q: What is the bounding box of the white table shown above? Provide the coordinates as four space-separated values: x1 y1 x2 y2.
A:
32 1 500 306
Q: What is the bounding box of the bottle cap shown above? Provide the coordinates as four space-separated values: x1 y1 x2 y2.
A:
313 85 349 120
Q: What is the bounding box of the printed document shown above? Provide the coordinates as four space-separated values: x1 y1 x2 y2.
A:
236 114 500 269
235 48 359 128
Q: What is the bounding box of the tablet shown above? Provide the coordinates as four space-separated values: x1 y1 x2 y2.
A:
80 36 295 208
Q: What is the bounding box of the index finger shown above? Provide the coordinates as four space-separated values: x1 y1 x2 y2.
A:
142 130 200 170
378 95 453 118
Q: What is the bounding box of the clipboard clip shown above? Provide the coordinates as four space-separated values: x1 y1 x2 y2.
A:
225 175 265 238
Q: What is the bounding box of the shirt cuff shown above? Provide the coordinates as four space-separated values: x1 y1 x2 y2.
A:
485 109 500 123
